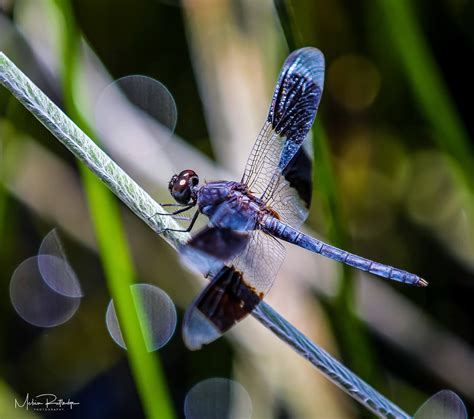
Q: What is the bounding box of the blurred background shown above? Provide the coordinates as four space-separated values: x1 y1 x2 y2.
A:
0 0 473 418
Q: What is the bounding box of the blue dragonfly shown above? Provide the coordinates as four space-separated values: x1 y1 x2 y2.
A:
159 47 427 350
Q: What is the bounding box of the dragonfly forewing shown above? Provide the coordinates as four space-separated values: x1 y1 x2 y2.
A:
241 48 324 228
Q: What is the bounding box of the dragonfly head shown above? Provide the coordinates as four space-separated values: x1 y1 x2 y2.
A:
168 169 199 204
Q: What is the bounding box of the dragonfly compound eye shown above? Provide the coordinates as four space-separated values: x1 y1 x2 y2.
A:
168 175 178 192
170 170 199 204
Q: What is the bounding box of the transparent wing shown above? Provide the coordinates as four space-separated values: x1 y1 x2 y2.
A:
232 230 285 295
265 141 313 228
241 47 324 227
414 390 468 419
182 231 285 350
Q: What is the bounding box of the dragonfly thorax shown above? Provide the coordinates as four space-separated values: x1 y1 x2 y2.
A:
169 169 200 204
196 181 277 231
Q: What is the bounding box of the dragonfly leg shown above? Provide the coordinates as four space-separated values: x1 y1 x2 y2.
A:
157 210 199 234
159 203 191 207
148 204 194 220
171 215 191 221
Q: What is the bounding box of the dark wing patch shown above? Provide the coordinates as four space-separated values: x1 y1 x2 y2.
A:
281 143 313 208
185 226 248 260
179 226 249 276
182 266 262 350
268 47 324 171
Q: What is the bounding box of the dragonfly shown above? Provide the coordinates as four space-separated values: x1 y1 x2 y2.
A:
158 47 427 350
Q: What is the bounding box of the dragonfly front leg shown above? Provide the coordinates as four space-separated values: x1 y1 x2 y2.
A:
159 203 190 207
148 204 195 221
157 210 200 234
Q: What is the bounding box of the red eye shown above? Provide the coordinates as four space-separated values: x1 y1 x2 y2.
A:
169 170 199 204
168 175 178 191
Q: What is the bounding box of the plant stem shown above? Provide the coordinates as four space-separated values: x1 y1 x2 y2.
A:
253 303 409 419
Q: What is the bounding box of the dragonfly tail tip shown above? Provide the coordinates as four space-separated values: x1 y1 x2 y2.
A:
418 278 429 287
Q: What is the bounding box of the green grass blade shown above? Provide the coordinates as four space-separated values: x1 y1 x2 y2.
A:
82 170 175 419
379 0 473 183
50 1 175 418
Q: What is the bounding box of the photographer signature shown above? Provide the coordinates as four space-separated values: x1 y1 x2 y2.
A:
15 393 80 411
